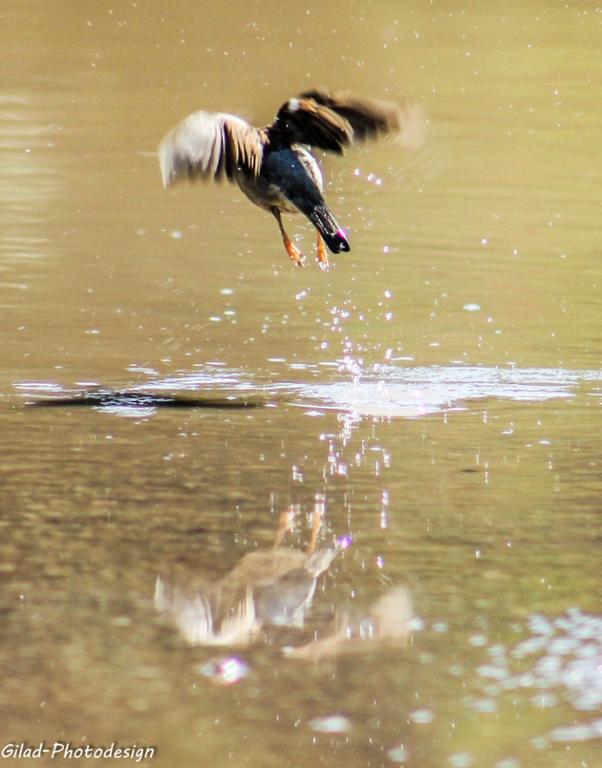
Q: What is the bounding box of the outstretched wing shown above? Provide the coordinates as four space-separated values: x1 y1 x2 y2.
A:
269 89 420 154
158 111 264 187
269 96 353 154
299 90 405 141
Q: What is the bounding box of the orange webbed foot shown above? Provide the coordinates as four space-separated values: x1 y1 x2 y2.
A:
283 234 306 268
272 208 306 267
316 233 330 271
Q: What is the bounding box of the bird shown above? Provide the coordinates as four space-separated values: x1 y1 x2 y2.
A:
158 89 422 269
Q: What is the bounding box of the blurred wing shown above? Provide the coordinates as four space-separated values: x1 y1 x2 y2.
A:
270 97 353 154
159 111 263 187
271 90 425 153
299 90 404 141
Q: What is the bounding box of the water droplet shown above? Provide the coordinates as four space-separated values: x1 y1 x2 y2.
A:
309 715 352 733
448 752 473 767
387 744 409 763
409 709 434 724
198 656 249 685
469 634 488 647
471 698 497 713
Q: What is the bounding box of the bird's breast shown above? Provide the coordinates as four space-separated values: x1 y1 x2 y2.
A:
235 170 298 214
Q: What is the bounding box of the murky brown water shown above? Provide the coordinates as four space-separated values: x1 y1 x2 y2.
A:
1 2 601 767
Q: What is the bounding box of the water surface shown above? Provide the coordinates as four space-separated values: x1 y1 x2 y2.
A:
1 2 601 767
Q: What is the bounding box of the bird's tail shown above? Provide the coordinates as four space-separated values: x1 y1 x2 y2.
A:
307 203 350 254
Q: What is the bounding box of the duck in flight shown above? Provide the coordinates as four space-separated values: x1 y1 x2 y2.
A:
159 89 421 269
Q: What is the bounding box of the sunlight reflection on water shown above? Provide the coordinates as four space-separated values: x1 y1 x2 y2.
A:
295 365 602 418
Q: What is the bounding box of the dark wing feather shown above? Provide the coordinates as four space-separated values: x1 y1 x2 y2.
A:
268 97 353 154
301 89 426 149
269 90 423 153
159 111 263 187
298 90 403 141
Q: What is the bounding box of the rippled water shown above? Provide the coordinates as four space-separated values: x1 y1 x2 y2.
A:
1 2 601 767
17 363 602 419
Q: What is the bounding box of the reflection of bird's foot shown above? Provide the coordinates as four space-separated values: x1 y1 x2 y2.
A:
307 506 323 555
274 508 294 548
316 234 330 271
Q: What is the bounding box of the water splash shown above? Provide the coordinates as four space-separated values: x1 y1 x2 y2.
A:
296 365 602 419
16 364 602 420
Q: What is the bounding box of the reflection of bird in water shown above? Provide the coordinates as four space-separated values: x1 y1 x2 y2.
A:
155 510 344 646
159 89 424 269
284 586 414 660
